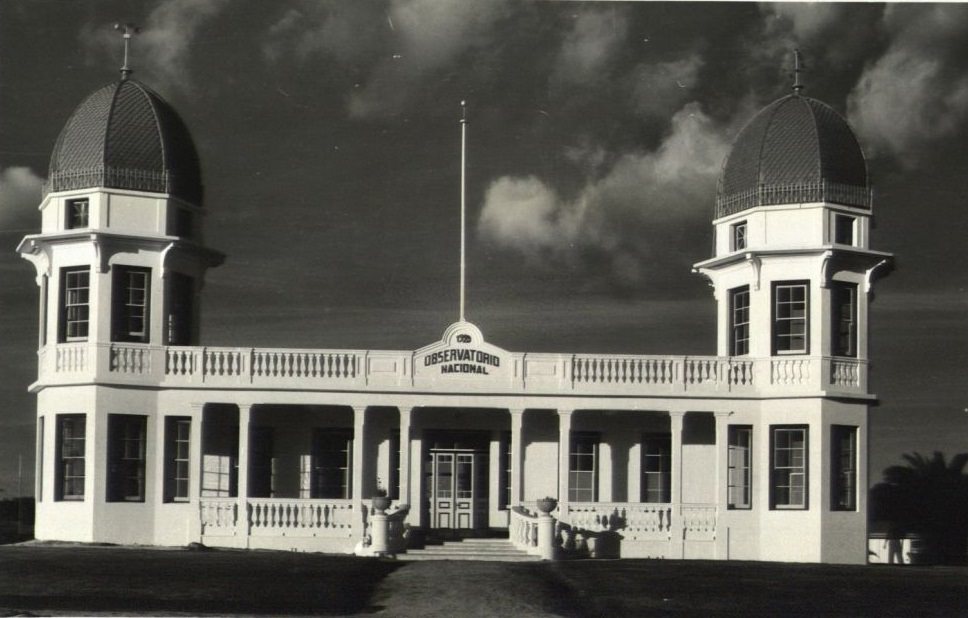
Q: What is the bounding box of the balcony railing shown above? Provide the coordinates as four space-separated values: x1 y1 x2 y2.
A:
35 342 870 398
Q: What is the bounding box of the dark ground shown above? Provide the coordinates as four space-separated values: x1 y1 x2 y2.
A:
1 544 966 616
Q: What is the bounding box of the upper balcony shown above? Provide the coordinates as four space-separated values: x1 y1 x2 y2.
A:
36 340 870 401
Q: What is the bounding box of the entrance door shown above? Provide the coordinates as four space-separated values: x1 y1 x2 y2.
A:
430 450 487 529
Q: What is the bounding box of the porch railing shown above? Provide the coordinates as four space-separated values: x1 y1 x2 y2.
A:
248 498 354 535
38 342 870 398
564 502 675 540
509 506 541 555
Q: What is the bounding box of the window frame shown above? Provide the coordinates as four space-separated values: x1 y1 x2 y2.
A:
568 431 599 502
107 414 147 502
112 266 151 343
60 267 91 342
729 285 751 356
833 214 855 246
830 282 858 358
772 281 810 355
727 425 753 510
731 220 748 251
770 425 809 510
830 425 857 511
311 428 353 499
164 417 192 503
641 433 671 503
65 198 89 230
56 414 86 501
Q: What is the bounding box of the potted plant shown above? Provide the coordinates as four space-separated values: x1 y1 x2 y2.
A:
536 496 558 514
371 486 392 513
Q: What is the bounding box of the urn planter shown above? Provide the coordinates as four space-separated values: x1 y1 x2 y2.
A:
536 497 558 514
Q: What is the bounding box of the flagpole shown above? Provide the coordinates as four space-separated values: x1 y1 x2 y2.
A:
459 100 467 322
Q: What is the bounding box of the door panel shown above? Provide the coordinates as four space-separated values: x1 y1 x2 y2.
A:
430 450 487 529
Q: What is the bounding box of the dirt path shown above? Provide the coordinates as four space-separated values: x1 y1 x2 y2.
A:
367 561 586 617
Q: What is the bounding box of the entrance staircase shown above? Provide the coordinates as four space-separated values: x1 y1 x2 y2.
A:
400 537 540 562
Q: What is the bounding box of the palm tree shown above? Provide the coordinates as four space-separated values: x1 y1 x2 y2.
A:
870 451 968 564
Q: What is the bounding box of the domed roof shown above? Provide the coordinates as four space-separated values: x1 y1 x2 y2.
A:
47 79 203 205
716 94 869 218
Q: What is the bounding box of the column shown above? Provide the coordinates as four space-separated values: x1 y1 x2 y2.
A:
398 407 413 507
669 410 685 559
189 403 205 541
714 411 733 559
236 404 252 544
510 409 524 506
557 410 573 511
352 405 368 539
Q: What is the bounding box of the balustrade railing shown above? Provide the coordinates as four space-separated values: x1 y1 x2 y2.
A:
199 498 238 533
830 358 862 388
248 498 354 535
681 503 717 539
509 506 540 555
110 345 152 374
55 343 88 373
564 502 674 540
771 357 812 385
252 350 358 379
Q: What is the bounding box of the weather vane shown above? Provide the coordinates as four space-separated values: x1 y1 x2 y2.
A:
114 23 141 80
792 48 805 94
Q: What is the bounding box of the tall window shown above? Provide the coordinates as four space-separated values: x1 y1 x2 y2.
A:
312 429 352 499
112 267 150 343
728 426 752 509
37 417 45 501
729 286 750 356
641 433 671 503
831 426 857 511
773 282 809 354
834 214 855 246
771 426 808 510
66 198 89 229
389 429 401 501
831 283 857 357
56 414 85 501
167 273 195 345
164 417 191 502
107 415 147 502
60 267 90 342
732 221 747 251
569 432 599 502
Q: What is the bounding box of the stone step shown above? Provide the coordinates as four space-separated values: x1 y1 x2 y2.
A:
400 539 540 562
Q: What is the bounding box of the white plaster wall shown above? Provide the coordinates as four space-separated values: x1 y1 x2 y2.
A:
523 412 558 502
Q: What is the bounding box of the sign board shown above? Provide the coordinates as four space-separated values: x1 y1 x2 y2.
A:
413 321 512 386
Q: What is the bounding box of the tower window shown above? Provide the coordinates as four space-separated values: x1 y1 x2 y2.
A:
729 286 750 356
773 281 809 354
167 273 195 345
107 414 147 502
831 283 857 357
56 414 86 501
831 425 857 511
728 426 752 509
770 425 808 510
641 433 671 503
569 432 599 502
60 267 90 342
66 198 89 229
732 221 747 251
834 214 855 246
112 267 150 343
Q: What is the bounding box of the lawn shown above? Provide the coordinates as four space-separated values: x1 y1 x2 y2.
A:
1 544 966 616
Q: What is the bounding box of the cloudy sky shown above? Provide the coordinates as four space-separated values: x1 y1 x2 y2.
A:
1 0 967 494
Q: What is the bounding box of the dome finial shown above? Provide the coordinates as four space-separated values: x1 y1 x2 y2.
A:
792 48 805 94
113 23 141 81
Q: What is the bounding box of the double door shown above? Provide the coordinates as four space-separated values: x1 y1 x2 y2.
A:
429 449 488 529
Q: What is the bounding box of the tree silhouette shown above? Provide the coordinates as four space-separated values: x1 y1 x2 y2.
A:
870 451 968 564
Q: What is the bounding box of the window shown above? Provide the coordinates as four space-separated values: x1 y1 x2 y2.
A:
60 267 90 342
641 433 671 503
732 221 747 251
831 426 857 511
37 417 45 501
569 432 599 502
831 283 857 357
166 273 194 345
66 198 89 229
56 414 86 500
729 286 750 356
164 418 191 502
728 426 752 509
112 267 150 343
771 426 808 509
834 214 855 246
311 429 352 499
107 415 147 502
389 429 401 501
773 282 809 354
249 427 274 498
41 276 49 346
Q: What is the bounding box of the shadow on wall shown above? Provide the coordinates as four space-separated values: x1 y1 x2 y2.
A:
870 451 968 565
0 497 34 544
